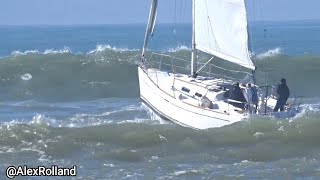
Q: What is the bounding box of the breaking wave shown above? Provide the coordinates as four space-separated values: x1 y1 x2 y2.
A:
3 46 290 61
0 49 320 100
256 47 282 59
168 45 191 52
88 44 140 54
0 104 320 162
7 44 140 58
11 47 73 56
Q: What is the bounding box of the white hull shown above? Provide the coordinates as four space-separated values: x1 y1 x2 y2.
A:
138 66 248 130
139 1 301 130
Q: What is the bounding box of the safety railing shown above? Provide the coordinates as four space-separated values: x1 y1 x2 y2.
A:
226 99 248 113
145 52 250 83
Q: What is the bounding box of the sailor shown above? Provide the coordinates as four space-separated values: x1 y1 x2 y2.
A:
245 83 258 112
274 78 290 112
224 82 247 109
248 83 258 105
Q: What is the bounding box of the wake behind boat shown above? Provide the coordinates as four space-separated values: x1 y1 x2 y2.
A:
138 0 302 129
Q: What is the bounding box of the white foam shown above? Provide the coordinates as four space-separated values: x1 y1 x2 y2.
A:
31 114 51 127
140 103 163 122
159 134 168 142
256 47 282 59
173 170 202 176
43 46 71 54
21 73 32 81
168 45 191 52
118 118 157 125
7 44 190 58
253 132 264 138
11 47 72 56
11 50 40 56
67 104 150 127
87 44 139 54
0 114 56 129
103 163 115 167
173 171 187 176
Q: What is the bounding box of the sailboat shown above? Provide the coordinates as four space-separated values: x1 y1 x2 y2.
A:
138 0 301 130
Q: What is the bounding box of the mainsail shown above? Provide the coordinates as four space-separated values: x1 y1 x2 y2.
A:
194 0 255 70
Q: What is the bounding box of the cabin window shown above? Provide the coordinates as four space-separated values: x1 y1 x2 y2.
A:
181 87 190 93
210 88 221 92
195 93 202 97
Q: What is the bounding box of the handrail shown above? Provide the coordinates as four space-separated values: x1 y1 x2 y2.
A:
146 52 249 82
227 99 246 104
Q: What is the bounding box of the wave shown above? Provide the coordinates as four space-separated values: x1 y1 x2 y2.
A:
5 46 290 64
255 47 283 59
3 44 192 58
1 105 320 162
88 44 140 54
0 52 141 101
0 100 154 128
1 46 290 60
3 44 140 58
167 45 191 53
0 49 320 100
11 47 72 56
1 98 318 128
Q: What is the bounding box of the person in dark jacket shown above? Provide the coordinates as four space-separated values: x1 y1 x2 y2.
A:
274 78 290 112
224 82 247 109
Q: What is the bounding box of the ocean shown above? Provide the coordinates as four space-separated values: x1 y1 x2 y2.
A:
0 21 320 179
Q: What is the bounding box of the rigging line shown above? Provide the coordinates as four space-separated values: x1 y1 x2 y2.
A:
204 0 220 52
173 0 177 44
258 0 270 61
251 0 256 55
179 0 183 23
174 0 177 25
247 0 256 57
208 63 251 75
180 0 185 24
151 52 189 62
196 56 215 74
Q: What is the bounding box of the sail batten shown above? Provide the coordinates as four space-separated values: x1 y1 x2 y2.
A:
194 0 255 70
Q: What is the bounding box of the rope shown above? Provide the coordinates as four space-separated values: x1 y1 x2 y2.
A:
199 62 251 75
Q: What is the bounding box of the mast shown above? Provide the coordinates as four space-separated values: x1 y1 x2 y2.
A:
142 0 158 62
191 0 197 77
245 0 257 83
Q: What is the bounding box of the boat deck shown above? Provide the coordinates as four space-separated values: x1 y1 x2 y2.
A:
145 68 245 115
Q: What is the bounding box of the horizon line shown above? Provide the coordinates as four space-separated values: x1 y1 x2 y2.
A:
1 19 320 26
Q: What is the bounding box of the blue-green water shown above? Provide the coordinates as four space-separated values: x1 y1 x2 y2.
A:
0 22 320 179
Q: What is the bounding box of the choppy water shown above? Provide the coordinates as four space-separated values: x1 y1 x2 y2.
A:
0 22 320 179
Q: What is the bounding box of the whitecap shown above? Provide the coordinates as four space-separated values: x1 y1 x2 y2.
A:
87 44 139 54
168 45 191 52
43 46 71 54
11 47 72 56
256 47 282 59
21 73 32 80
253 132 264 138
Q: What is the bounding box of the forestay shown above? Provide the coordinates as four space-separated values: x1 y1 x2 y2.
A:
194 0 255 70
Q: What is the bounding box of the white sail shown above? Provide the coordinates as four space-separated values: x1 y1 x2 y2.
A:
194 0 255 70
142 0 158 58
